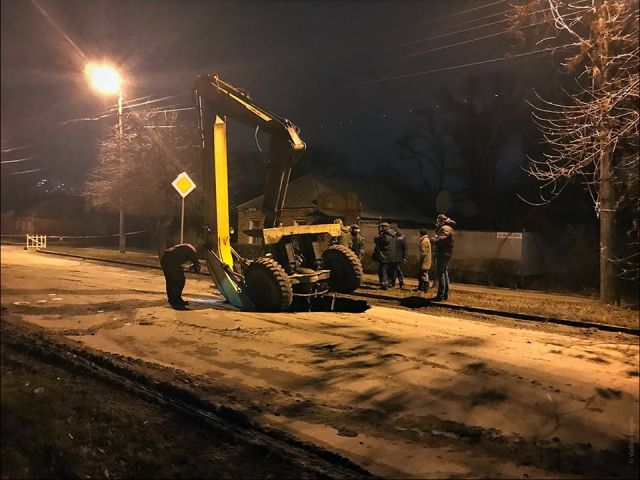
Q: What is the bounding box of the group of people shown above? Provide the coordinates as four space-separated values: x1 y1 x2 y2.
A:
373 213 456 302
159 214 456 309
369 222 408 290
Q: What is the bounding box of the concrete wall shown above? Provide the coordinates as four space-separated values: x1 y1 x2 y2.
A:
358 229 551 282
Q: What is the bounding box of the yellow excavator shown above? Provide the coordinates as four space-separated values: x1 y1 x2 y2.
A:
193 74 362 312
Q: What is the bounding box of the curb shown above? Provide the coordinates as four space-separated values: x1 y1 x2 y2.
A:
35 249 639 337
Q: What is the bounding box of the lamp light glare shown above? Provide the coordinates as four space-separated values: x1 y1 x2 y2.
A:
85 62 122 94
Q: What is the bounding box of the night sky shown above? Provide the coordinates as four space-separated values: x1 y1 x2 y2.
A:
1 0 537 201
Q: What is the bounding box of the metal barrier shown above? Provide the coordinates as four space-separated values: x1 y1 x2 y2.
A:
26 234 47 249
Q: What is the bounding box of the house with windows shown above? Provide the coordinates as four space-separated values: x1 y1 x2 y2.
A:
236 174 432 245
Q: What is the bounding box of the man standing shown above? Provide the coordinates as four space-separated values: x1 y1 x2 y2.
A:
372 222 395 290
431 214 456 301
332 218 353 248
349 224 365 260
160 243 201 309
417 227 432 292
390 225 408 289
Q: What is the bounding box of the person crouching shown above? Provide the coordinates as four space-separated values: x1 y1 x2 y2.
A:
160 243 201 309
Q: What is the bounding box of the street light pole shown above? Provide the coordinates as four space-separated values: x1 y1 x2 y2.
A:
118 92 125 253
85 62 126 253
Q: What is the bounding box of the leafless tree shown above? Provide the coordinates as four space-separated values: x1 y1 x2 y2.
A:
511 0 639 300
395 106 454 208
84 109 200 252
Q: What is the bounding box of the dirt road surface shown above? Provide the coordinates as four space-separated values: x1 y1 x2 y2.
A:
2 246 638 479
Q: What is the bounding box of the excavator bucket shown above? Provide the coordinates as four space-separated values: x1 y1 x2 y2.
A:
204 249 254 310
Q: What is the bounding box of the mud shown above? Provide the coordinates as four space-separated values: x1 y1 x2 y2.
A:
2 246 639 479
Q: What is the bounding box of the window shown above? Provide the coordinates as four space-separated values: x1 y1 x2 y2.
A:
248 219 262 245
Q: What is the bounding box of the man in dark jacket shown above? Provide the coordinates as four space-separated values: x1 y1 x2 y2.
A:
350 224 365 260
160 243 201 309
389 225 408 289
372 222 395 289
431 214 456 301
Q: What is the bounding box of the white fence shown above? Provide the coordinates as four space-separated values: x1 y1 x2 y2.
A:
26 234 47 250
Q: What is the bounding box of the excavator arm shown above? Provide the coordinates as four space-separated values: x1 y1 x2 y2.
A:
194 74 306 229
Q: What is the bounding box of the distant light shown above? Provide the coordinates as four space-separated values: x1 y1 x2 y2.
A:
85 62 122 95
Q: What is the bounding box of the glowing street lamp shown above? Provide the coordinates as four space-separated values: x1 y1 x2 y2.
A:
85 62 126 253
85 62 122 95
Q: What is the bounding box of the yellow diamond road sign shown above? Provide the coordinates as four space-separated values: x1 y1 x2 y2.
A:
172 172 196 198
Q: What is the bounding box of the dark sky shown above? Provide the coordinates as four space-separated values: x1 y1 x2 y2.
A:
1 0 525 196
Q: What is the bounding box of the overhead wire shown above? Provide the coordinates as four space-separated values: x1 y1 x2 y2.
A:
1 145 31 153
363 45 567 84
402 19 547 59
8 168 43 175
405 7 552 46
422 0 508 25
1 157 33 164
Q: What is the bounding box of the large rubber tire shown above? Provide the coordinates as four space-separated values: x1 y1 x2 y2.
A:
245 257 293 312
322 245 363 294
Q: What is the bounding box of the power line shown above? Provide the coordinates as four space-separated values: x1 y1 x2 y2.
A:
406 16 511 46
363 46 561 85
1 145 31 153
8 168 43 175
402 19 547 59
439 8 514 31
150 107 196 113
406 7 553 46
1 157 32 164
422 0 508 25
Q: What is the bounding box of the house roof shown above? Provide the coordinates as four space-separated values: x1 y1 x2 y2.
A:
238 174 432 224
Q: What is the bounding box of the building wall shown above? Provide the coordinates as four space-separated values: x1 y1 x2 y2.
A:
359 228 551 277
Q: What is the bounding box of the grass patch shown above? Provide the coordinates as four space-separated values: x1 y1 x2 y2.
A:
1 340 320 479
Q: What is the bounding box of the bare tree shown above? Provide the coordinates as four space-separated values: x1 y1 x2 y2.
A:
511 0 639 301
395 106 454 208
396 73 524 227
84 109 200 252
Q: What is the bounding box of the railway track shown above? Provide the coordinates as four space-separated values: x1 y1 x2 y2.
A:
35 248 639 336
1 318 375 480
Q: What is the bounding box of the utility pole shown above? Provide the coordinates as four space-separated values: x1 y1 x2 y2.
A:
118 93 126 253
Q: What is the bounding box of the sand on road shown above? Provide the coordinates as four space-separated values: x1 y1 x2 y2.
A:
2 246 638 478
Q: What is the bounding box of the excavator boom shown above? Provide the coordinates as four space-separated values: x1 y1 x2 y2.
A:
194 74 305 229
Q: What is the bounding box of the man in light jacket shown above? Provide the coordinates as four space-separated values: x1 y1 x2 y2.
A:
417 227 432 292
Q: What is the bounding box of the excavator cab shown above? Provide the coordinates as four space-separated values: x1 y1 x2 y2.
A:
194 74 362 311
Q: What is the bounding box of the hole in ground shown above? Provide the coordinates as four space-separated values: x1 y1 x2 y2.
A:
288 296 370 313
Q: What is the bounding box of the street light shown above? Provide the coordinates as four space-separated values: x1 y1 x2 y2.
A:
85 62 126 253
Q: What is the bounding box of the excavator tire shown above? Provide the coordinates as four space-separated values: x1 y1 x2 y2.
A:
322 245 363 294
245 257 293 312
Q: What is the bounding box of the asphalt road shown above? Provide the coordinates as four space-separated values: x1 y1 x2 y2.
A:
2 246 638 479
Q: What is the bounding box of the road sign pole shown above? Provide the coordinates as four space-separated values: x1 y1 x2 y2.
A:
180 196 185 244
171 172 196 245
